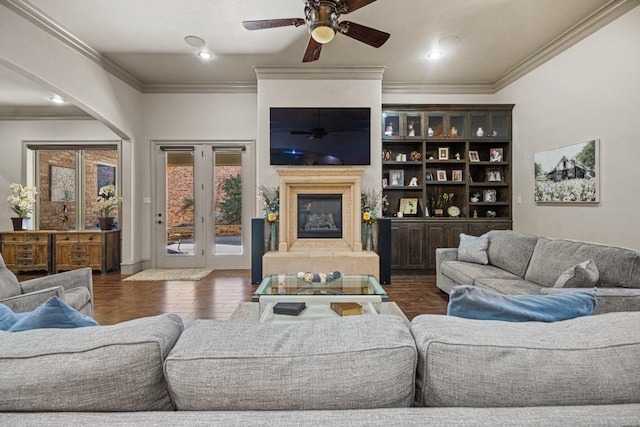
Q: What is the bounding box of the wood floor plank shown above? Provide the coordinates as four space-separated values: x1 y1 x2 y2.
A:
17 270 449 325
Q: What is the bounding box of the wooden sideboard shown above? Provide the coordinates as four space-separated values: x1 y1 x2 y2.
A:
0 230 120 274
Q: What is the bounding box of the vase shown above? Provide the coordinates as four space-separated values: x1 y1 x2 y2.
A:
364 223 373 251
11 217 29 231
98 217 114 231
268 222 278 251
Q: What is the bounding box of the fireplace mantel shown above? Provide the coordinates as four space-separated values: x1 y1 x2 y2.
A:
276 168 364 252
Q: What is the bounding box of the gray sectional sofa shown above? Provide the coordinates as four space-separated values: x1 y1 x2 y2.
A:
1 311 640 425
436 230 640 314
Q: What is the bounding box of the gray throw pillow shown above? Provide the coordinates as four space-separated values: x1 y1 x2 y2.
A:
554 260 600 288
457 233 489 265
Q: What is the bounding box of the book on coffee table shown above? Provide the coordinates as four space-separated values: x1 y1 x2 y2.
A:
330 302 363 316
273 302 306 316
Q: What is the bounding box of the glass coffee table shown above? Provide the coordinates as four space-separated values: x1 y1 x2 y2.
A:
252 274 389 323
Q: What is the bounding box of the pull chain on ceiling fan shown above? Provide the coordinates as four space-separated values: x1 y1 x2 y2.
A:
242 0 390 62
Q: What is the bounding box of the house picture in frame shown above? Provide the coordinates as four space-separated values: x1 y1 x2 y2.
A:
534 139 599 203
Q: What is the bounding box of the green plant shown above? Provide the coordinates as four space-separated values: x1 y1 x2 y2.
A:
258 185 279 222
431 192 454 209
180 197 194 213
218 175 242 225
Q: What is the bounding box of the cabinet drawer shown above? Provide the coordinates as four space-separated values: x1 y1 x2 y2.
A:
17 259 35 267
57 234 79 243
26 234 46 243
71 252 88 261
16 252 34 260
80 233 102 243
16 244 33 252
3 233 25 242
71 244 87 253
72 259 88 267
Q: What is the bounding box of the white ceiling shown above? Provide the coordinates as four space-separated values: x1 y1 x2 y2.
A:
0 0 636 115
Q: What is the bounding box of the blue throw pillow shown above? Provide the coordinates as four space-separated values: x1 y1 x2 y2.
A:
7 297 98 332
0 304 26 331
447 285 597 322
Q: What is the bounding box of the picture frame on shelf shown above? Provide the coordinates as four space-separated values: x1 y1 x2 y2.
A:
438 147 449 160
486 167 502 182
452 170 463 182
436 170 447 182
490 148 503 162
399 198 419 216
483 189 497 203
469 151 480 162
389 169 404 186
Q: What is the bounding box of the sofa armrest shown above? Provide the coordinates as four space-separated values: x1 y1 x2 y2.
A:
0 286 65 313
20 268 93 295
540 287 640 314
436 248 458 294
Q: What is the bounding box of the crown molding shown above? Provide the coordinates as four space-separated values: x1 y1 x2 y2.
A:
1 0 145 91
382 82 495 95
254 66 387 80
494 0 639 91
0 114 93 121
143 82 257 94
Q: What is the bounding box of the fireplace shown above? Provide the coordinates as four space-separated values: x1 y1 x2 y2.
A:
298 194 342 239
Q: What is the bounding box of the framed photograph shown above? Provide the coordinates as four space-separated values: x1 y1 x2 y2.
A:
97 163 116 194
389 169 404 186
486 167 502 182
483 189 497 203
50 165 76 202
534 139 599 203
436 170 447 182
438 147 449 160
490 148 503 162
399 198 418 215
452 170 463 182
469 151 480 162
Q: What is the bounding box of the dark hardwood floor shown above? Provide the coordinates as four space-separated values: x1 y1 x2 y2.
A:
18 270 449 325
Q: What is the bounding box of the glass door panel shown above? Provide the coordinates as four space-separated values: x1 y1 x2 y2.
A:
213 151 242 255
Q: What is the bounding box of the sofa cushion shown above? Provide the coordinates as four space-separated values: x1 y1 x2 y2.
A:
554 259 600 288
441 261 521 287
0 313 183 412
525 238 640 288
485 230 538 277
474 277 546 295
7 296 98 332
447 285 596 322
457 233 489 264
0 266 21 300
60 286 91 311
541 287 640 315
411 312 640 407
165 315 416 411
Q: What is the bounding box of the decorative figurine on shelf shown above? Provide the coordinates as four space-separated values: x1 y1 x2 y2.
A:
476 127 484 137
428 127 434 137
59 204 69 230
409 177 419 187
486 210 497 218
410 150 421 161
382 178 388 188
408 122 415 136
492 130 498 137
385 124 393 136
470 192 481 203
450 127 458 137
455 153 461 160
473 210 478 219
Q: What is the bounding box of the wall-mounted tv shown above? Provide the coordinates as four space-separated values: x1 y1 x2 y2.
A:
270 107 371 165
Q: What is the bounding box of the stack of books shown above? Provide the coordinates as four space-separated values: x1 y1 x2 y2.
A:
272 302 306 316
330 302 363 316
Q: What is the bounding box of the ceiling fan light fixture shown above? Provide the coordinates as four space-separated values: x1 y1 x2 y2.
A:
311 25 335 44
426 50 444 60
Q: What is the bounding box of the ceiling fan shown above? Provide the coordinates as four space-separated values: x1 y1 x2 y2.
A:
291 127 335 139
242 0 390 62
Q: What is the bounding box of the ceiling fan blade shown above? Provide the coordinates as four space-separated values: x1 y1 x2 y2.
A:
342 0 379 14
242 18 305 30
340 21 390 48
302 37 323 62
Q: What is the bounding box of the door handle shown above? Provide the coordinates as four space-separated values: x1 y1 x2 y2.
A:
157 220 163 224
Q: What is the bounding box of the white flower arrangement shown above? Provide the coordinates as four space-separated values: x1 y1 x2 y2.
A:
7 183 38 218
97 185 123 217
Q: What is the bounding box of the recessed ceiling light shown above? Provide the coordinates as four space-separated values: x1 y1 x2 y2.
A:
197 50 213 60
184 35 206 47
49 95 66 104
426 50 444 60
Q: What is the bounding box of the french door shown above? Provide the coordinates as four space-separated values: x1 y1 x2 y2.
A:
154 142 253 269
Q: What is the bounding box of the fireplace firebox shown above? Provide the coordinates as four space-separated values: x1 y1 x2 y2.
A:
297 194 342 239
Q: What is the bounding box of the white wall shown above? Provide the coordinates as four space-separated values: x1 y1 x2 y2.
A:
496 6 640 250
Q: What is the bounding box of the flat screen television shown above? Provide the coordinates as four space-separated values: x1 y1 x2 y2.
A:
270 107 371 165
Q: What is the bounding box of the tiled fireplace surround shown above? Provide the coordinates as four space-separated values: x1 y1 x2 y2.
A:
262 168 379 279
